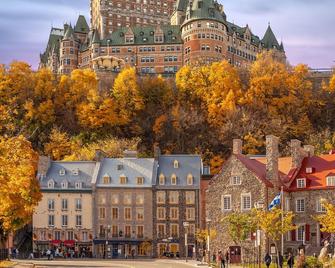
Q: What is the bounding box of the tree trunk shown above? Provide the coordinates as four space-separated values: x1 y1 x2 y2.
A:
273 241 280 268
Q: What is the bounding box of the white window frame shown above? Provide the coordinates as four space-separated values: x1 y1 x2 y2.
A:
48 199 55 210
173 160 179 169
296 225 305 241
59 169 65 176
75 181 83 189
48 215 54 227
159 174 165 185
76 215 82 227
241 193 251 211
296 198 305 213
326 176 335 186
187 174 193 185
157 191 166 204
222 195 232 211
231 176 241 185
75 198 82 211
61 180 68 189
72 168 79 176
297 178 306 189
137 177 144 185
47 180 55 189
316 199 326 213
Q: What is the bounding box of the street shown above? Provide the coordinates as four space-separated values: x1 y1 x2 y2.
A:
13 259 220 268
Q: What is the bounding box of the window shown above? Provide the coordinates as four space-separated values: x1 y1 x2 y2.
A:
241 194 251 210
222 195 231 211
72 168 79 176
169 191 179 204
159 174 165 185
137 177 144 185
170 207 179 220
48 199 55 210
174 160 179 168
62 215 68 227
326 176 335 186
171 174 177 185
99 207 106 219
157 207 165 220
48 215 54 227
157 191 165 204
170 224 179 237
54 231 61 240
103 174 111 184
297 178 306 189
99 194 106 205
120 175 127 184
112 225 118 237
61 180 68 189
125 225 131 238
59 169 65 176
111 194 119 205
61 199 68 210
231 176 241 185
82 231 88 241
186 208 195 220
186 191 195 204
136 194 144 205
137 226 144 238
316 199 326 212
67 231 73 240
157 224 166 237
75 198 82 210
75 181 83 189
124 207 132 220
297 225 305 241
124 193 132 205
296 198 305 212
76 215 82 227
112 207 119 220
47 180 55 189
136 208 144 220
187 174 193 185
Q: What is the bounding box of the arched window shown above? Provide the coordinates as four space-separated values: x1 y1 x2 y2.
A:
47 179 55 189
173 160 179 169
171 174 177 185
159 174 165 185
187 174 193 185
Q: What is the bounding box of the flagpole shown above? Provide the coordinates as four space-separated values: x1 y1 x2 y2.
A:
281 186 284 254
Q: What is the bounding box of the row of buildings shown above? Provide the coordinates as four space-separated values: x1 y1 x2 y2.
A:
33 149 208 258
39 0 286 87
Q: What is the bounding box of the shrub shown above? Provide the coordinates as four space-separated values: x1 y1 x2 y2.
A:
305 256 323 268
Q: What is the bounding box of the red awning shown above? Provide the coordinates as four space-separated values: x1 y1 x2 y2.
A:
63 240 75 247
51 240 61 246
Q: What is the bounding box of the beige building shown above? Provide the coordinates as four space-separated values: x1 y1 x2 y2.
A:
33 158 97 257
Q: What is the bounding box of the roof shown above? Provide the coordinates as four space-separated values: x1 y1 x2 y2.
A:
255 156 293 176
175 0 188 11
99 25 182 46
40 28 64 64
75 15 89 33
226 21 261 46
40 161 96 190
157 155 202 188
184 0 227 24
63 24 75 40
288 154 335 191
262 25 281 50
96 158 157 188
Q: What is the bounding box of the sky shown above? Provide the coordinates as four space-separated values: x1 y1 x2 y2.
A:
0 0 334 69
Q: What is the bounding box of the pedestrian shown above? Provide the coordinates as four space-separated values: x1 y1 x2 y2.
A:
225 250 229 268
131 249 135 259
219 250 225 268
46 249 51 260
16 248 19 259
296 249 306 268
264 252 271 268
278 252 283 268
202 249 206 264
287 252 294 268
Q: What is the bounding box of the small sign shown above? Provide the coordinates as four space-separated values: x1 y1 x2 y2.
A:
183 222 189 227
270 245 276 254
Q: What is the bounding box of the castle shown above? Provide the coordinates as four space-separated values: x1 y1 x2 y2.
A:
39 0 286 81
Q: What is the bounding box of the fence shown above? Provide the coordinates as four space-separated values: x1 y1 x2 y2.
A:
0 248 8 261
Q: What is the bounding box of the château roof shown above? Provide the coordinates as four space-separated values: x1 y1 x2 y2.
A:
175 0 188 11
184 0 227 24
63 24 75 40
262 25 282 50
75 15 89 33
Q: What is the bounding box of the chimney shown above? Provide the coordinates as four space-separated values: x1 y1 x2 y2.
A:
291 139 307 168
37 156 51 179
232 139 243 155
266 135 279 186
304 145 315 157
154 145 161 160
123 150 138 158
94 149 107 162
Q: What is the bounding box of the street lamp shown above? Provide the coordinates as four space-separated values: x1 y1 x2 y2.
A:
183 222 189 262
254 202 264 268
206 218 212 266
107 40 111 56
105 225 111 259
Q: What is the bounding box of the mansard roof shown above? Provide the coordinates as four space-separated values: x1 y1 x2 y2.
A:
100 25 182 46
63 24 75 40
75 15 89 33
184 0 227 24
226 21 261 46
175 0 188 11
40 27 64 64
262 25 282 50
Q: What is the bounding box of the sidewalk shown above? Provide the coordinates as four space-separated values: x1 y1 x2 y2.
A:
171 259 241 267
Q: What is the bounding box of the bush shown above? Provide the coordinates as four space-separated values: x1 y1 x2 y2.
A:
305 256 323 268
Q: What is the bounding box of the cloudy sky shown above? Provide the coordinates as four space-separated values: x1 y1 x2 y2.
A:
0 0 334 69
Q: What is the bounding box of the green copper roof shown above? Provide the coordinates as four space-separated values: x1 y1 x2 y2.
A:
226 21 261 46
75 15 89 33
99 25 182 46
40 27 63 63
176 0 188 11
262 25 281 50
184 0 226 24
63 24 75 40
91 29 101 44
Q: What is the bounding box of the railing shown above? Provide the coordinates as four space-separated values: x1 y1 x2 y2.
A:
0 249 8 261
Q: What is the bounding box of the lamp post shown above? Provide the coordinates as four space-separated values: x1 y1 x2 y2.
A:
107 40 110 56
105 225 110 259
206 218 212 266
183 222 189 262
254 202 264 268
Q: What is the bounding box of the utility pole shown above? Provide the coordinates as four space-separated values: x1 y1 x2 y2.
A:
183 222 189 262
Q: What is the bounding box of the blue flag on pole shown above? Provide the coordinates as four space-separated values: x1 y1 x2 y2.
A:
268 193 281 210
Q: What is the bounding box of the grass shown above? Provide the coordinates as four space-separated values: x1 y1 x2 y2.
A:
0 261 17 268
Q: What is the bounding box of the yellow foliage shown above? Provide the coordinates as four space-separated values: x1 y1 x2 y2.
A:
315 202 335 233
0 135 41 231
329 74 335 92
210 155 224 175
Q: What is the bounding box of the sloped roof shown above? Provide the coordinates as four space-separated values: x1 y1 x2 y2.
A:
262 25 281 50
75 15 89 33
226 21 261 46
176 0 188 11
184 0 226 24
40 27 64 63
63 24 75 40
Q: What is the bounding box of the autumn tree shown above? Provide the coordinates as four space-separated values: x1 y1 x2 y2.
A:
315 201 335 234
195 229 217 250
0 135 41 232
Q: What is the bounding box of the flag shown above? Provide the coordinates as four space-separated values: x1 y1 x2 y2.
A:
268 193 281 210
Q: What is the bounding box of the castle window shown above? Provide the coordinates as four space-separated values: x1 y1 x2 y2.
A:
297 178 306 189
173 160 179 169
103 174 111 184
137 177 144 185
72 168 79 176
159 174 165 185
326 176 335 186
61 180 68 189
171 174 177 185
59 169 65 176
187 174 193 185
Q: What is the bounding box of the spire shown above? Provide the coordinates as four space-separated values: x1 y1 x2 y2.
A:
262 24 280 49
279 41 285 51
75 15 89 33
91 29 101 44
63 24 75 40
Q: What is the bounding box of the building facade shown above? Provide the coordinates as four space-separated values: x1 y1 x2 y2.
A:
92 155 156 258
33 157 96 257
40 0 285 81
153 152 202 258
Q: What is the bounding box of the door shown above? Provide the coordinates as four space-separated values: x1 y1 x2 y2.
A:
229 246 241 264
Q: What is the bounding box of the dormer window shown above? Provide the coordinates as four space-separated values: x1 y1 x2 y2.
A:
47 180 55 189
137 177 144 185
120 175 127 184
305 167 313 174
117 164 123 170
103 174 111 184
326 176 335 186
72 168 79 176
173 160 179 169
171 174 177 185
159 174 165 185
297 178 306 189
59 169 65 176
75 181 83 189
187 174 193 185
61 180 68 189
230 176 241 185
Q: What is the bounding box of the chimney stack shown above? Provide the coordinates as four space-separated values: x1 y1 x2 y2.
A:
37 156 51 179
304 145 315 157
266 135 279 187
291 139 307 168
94 149 107 162
233 139 243 155
154 145 161 160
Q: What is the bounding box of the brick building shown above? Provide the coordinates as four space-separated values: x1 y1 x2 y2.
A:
40 0 285 83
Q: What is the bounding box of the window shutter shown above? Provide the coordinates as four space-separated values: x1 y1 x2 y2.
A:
291 225 296 241
305 224 310 241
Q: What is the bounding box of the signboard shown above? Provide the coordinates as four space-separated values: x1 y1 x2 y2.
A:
185 233 188 246
270 245 276 254
256 230 261 247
